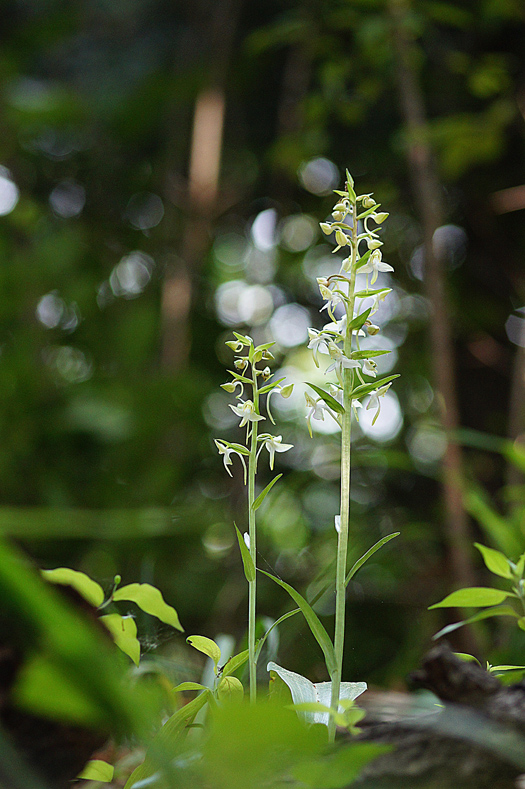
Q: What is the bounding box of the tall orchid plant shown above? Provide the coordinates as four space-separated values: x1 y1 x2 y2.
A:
305 170 399 740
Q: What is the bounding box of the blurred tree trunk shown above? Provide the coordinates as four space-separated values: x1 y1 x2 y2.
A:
388 0 477 597
161 0 242 370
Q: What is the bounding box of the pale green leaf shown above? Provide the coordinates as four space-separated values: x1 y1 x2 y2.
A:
172 681 207 692
429 587 511 609
261 574 336 675
78 760 114 782
351 374 400 400
474 543 512 579
100 614 140 666
187 635 221 669
433 604 518 640
306 383 345 415
222 649 250 677
217 676 244 701
346 533 400 586
42 568 104 608
351 349 391 360
235 526 255 582
347 307 371 330
113 583 183 631
252 474 282 511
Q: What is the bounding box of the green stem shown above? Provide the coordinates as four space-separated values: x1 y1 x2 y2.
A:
328 196 358 743
248 361 260 703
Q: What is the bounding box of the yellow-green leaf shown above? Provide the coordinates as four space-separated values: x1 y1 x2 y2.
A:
235 526 255 582
113 583 183 631
100 614 141 666
429 587 511 609
42 568 104 607
78 760 114 782
474 543 512 579
187 635 221 669
217 676 244 702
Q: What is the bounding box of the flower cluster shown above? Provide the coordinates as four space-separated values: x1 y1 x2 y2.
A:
305 171 398 435
215 332 294 479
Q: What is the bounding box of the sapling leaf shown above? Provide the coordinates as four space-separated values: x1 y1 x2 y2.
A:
433 604 518 640
429 587 512 609
348 307 371 330
172 682 208 692
306 383 345 415
222 649 250 677
186 635 221 670
113 583 183 631
100 614 141 666
217 676 244 702
78 760 114 782
235 526 255 582
346 533 400 586
252 474 282 511
351 374 400 400
42 568 104 608
474 543 512 579
260 572 336 675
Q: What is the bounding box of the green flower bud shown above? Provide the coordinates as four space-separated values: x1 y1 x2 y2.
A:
372 212 389 223
279 383 294 398
225 340 243 352
335 229 349 247
262 366 271 381
221 381 237 392
234 358 248 370
320 222 333 235
366 238 383 250
366 322 380 336
333 202 347 213
332 211 345 222
360 195 376 209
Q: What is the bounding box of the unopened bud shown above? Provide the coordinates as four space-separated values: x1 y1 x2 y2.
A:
262 349 274 360
226 340 243 352
335 229 349 247
320 222 333 235
361 195 375 209
253 350 263 362
366 322 380 336
317 277 329 287
234 358 248 370
372 212 389 223
366 238 382 250
333 202 347 213
221 381 237 392
280 383 294 398
262 366 271 381
318 283 332 300
332 211 345 222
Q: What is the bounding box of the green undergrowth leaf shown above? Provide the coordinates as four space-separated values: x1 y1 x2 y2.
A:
42 567 104 607
235 526 255 582
78 760 114 782
252 474 282 510
173 681 207 692
430 587 512 609
187 635 221 669
474 543 512 579
433 604 518 640
113 583 183 631
346 533 400 585
222 649 250 677
259 571 336 675
100 614 141 666
125 691 211 789
292 742 393 788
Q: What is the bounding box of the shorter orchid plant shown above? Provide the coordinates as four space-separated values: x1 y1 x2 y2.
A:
214 332 293 702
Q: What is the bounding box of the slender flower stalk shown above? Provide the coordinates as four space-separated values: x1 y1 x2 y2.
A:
247 355 260 703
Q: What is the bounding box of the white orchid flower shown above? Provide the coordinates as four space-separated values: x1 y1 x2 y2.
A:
214 440 247 480
360 250 394 285
262 435 294 470
307 329 331 366
319 283 344 315
325 342 360 384
229 400 265 428
363 359 378 378
305 392 334 436
368 288 391 316
366 383 392 424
